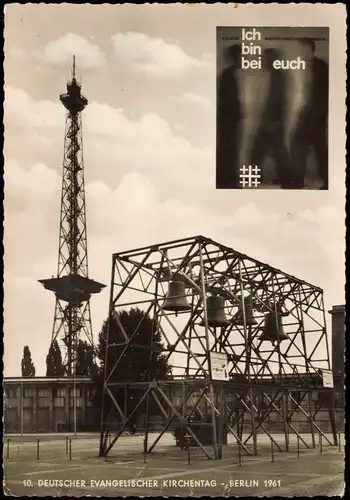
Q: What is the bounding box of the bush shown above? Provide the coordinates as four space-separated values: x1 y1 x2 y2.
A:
172 419 228 447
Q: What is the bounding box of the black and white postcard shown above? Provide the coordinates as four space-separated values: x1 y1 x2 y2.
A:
3 3 346 498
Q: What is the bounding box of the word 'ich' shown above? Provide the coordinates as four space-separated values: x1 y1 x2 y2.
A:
242 28 261 41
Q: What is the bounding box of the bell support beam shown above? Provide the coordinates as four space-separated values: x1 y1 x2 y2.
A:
99 236 337 458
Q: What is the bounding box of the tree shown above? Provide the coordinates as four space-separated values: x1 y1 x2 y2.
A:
93 308 172 429
21 346 36 377
46 340 65 376
76 340 98 378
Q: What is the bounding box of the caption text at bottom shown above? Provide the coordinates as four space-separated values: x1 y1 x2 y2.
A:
23 479 281 489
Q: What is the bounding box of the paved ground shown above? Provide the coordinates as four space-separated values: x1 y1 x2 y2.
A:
4 433 345 497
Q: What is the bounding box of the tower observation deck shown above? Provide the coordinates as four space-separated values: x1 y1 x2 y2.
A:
39 56 105 376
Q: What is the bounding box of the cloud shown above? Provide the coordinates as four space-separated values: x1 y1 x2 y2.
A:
4 87 213 194
6 160 345 295
111 32 211 77
5 87 64 128
82 102 214 193
5 159 61 205
174 123 192 134
172 92 212 111
36 33 106 69
8 47 26 58
4 88 65 165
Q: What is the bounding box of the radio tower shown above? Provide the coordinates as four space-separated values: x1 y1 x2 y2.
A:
39 56 105 376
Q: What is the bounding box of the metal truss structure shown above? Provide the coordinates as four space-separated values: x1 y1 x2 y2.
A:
39 57 105 376
99 235 337 458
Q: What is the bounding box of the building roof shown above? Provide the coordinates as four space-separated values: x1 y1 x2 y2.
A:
4 377 93 384
328 304 345 314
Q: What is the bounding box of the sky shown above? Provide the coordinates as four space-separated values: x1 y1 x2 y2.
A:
4 3 346 376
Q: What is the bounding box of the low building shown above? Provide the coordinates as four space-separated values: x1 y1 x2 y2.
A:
328 304 345 430
4 377 98 433
329 305 345 404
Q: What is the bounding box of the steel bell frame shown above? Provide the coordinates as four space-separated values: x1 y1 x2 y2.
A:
99 235 338 460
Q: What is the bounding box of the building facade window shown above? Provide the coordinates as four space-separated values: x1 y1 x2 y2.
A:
24 388 35 398
86 387 95 398
69 397 83 407
6 388 17 398
38 397 51 408
38 388 52 398
54 397 65 408
55 388 66 397
69 387 81 397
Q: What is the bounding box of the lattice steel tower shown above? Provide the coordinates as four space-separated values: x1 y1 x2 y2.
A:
39 56 105 376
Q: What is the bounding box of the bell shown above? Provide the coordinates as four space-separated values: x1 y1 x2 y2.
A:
200 295 230 327
163 281 191 312
259 312 289 342
269 301 289 317
235 297 257 326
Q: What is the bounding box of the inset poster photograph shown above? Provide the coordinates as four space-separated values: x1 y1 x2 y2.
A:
216 27 329 190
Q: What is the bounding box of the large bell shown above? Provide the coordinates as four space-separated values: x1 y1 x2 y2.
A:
163 280 191 312
200 295 230 327
259 311 289 342
235 297 257 326
268 301 289 317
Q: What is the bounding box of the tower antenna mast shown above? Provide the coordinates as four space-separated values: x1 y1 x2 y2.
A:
39 56 105 377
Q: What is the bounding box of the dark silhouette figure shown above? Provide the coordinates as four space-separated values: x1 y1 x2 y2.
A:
290 39 329 189
249 48 291 188
216 44 243 188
